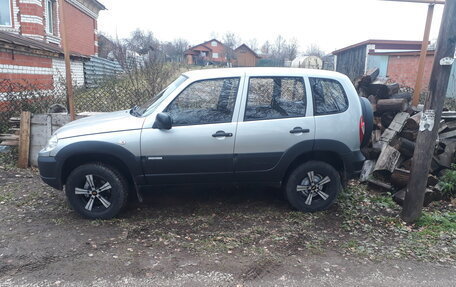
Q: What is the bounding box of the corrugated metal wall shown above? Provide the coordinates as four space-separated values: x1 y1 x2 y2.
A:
336 45 366 81
367 55 389 78
84 56 123 88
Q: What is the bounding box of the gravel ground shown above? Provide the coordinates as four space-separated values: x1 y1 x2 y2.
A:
0 165 455 286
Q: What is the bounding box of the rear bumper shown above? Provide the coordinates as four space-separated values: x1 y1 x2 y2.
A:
38 156 62 190
342 150 365 180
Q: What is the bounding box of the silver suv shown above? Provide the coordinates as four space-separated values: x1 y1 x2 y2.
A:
38 68 372 219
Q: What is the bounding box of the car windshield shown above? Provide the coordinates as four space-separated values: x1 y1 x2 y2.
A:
131 75 188 117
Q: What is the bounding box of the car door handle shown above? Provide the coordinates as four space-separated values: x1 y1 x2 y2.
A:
289 127 310 134
212 131 233 137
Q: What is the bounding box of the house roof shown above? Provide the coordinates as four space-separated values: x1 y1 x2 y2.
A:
235 44 260 58
369 50 435 56
184 39 232 55
0 31 88 59
332 39 426 55
91 0 107 10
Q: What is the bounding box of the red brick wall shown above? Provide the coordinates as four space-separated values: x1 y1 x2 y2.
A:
0 51 53 88
0 51 52 68
18 1 45 36
18 3 44 17
63 1 96 56
387 54 434 90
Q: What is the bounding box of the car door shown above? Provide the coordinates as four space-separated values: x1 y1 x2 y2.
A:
140 77 243 185
234 75 315 183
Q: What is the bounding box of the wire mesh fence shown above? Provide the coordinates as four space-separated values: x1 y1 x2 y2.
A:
0 76 160 133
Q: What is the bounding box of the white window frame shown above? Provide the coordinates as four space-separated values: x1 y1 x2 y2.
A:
45 0 54 34
212 52 219 59
211 41 217 47
0 0 12 27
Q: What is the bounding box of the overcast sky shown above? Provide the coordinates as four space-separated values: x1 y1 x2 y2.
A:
97 0 444 54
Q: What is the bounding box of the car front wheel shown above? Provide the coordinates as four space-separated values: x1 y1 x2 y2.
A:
285 161 341 212
65 163 129 219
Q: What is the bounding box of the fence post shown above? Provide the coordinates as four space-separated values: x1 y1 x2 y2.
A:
17 111 31 169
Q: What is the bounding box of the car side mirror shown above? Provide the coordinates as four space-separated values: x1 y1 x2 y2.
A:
152 112 172 130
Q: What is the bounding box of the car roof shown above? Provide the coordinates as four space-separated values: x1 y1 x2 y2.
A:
182 67 348 81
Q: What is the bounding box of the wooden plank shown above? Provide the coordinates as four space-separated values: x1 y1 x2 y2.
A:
361 68 380 85
17 111 31 169
0 140 19 146
367 178 392 191
373 145 401 175
360 160 376 182
439 129 456 139
445 120 456 130
0 135 20 140
438 120 448 133
388 112 410 132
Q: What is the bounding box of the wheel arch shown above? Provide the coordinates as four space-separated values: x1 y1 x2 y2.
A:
56 141 142 189
280 139 351 186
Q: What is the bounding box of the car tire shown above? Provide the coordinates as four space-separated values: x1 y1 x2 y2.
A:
65 163 129 219
285 161 341 212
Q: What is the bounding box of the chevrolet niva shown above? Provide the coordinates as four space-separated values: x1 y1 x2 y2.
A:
38 68 373 219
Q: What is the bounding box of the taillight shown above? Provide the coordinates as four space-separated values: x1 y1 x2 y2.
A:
359 115 365 145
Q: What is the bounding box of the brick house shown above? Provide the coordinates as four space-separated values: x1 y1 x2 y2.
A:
369 49 435 90
234 44 260 67
184 39 235 66
0 0 105 88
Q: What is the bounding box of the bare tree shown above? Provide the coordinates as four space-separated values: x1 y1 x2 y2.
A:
222 32 240 50
272 35 286 59
163 38 189 62
284 38 299 61
222 32 240 66
110 30 178 102
305 43 326 58
261 41 272 55
247 38 259 53
127 29 160 55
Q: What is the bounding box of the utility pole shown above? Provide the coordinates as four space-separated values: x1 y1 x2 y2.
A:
412 3 434 106
383 0 445 107
58 0 75 121
402 0 456 223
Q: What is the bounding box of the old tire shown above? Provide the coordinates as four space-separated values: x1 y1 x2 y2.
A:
285 161 341 212
65 163 129 219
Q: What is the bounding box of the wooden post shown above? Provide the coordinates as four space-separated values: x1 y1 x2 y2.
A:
402 0 456 223
412 4 434 106
58 0 75 121
17 111 31 168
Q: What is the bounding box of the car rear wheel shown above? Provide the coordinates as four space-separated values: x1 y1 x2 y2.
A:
285 161 341 212
65 163 128 219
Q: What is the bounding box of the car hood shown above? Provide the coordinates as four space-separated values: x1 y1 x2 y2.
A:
55 110 145 139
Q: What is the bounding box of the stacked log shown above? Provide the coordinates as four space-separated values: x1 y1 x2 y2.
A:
357 68 456 206
0 117 20 146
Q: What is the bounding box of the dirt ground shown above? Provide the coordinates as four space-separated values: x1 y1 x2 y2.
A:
0 165 455 286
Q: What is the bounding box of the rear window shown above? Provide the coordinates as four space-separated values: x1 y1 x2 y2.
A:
309 77 348 115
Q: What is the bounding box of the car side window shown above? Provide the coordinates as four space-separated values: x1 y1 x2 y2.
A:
245 77 306 121
309 77 348 115
165 78 240 126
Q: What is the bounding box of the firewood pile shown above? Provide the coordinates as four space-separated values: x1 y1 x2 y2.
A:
357 68 455 206
0 117 20 146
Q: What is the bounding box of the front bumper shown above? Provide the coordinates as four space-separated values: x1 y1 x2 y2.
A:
342 150 365 180
38 156 62 190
